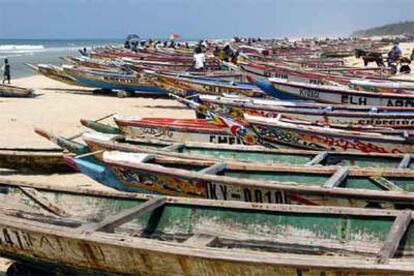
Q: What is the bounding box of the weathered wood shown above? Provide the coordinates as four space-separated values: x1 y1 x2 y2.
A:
79 197 167 233
306 151 328 166
1 212 414 274
162 143 185 152
153 155 414 177
19 187 71 217
377 210 412 264
369 177 404 192
322 167 349 188
398 154 411 169
183 234 217 247
0 177 411 218
199 162 227 175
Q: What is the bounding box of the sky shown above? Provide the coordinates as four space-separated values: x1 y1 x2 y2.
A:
0 0 413 39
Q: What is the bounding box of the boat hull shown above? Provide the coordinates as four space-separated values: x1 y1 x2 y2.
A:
115 118 244 145
269 79 414 107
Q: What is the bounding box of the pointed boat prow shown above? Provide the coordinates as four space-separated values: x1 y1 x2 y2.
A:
34 127 53 141
25 63 39 71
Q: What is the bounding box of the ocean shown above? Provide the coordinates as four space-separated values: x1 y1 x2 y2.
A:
0 39 122 79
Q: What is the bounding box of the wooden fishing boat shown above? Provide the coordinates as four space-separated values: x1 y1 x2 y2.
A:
242 62 413 94
124 58 221 71
144 70 264 97
268 78 414 106
242 114 414 154
64 56 124 71
26 63 83 87
0 179 413 274
195 94 414 129
66 150 414 209
80 117 244 145
62 65 167 95
240 62 347 86
0 84 33 97
0 148 70 173
35 129 414 169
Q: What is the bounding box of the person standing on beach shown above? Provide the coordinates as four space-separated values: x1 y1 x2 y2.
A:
193 46 205 71
2 59 10 85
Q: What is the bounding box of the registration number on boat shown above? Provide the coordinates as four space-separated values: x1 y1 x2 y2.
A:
206 183 288 204
299 88 319 99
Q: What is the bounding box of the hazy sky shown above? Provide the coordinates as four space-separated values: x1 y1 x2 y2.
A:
0 0 413 39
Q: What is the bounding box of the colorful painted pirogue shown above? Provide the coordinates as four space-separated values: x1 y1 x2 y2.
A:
26 63 81 87
0 179 413 274
241 61 414 93
242 114 414 154
35 128 414 170
62 65 167 95
35 129 414 209
0 84 33 97
267 78 414 106
169 94 414 154
64 150 414 209
190 94 414 130
143 70 264 97
80 117 244 145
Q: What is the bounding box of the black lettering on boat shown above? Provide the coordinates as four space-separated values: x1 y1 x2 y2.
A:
275 191 286 204
2 229 13 246
12 230 24 250
299 88 319 99
207 183 218 199
219 185 228 200
218 136 229 144
264 191 272 203
243 188 252 202
274 72 287 79
387 99 414 107
309 79 324 85
254 189 263 203
209 135 216 143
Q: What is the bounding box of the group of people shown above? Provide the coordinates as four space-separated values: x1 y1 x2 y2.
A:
213 44 240 64
192 42 241 71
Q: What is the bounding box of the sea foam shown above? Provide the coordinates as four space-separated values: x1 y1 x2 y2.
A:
0 45 45 53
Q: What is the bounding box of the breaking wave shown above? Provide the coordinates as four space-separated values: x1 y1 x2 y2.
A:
0 44 45 54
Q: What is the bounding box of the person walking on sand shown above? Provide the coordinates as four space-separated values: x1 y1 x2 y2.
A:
2 59 10 85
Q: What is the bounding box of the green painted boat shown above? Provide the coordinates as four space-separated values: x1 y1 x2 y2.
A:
35 128 414 169
35 128 414 209
0 178 413 274
68 150 414 209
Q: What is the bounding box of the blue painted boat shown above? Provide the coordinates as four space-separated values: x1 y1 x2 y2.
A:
62 65 167 95
250 76 304 100
65 155 157 194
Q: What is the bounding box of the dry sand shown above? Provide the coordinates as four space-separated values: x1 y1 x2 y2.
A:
2 75 193 148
